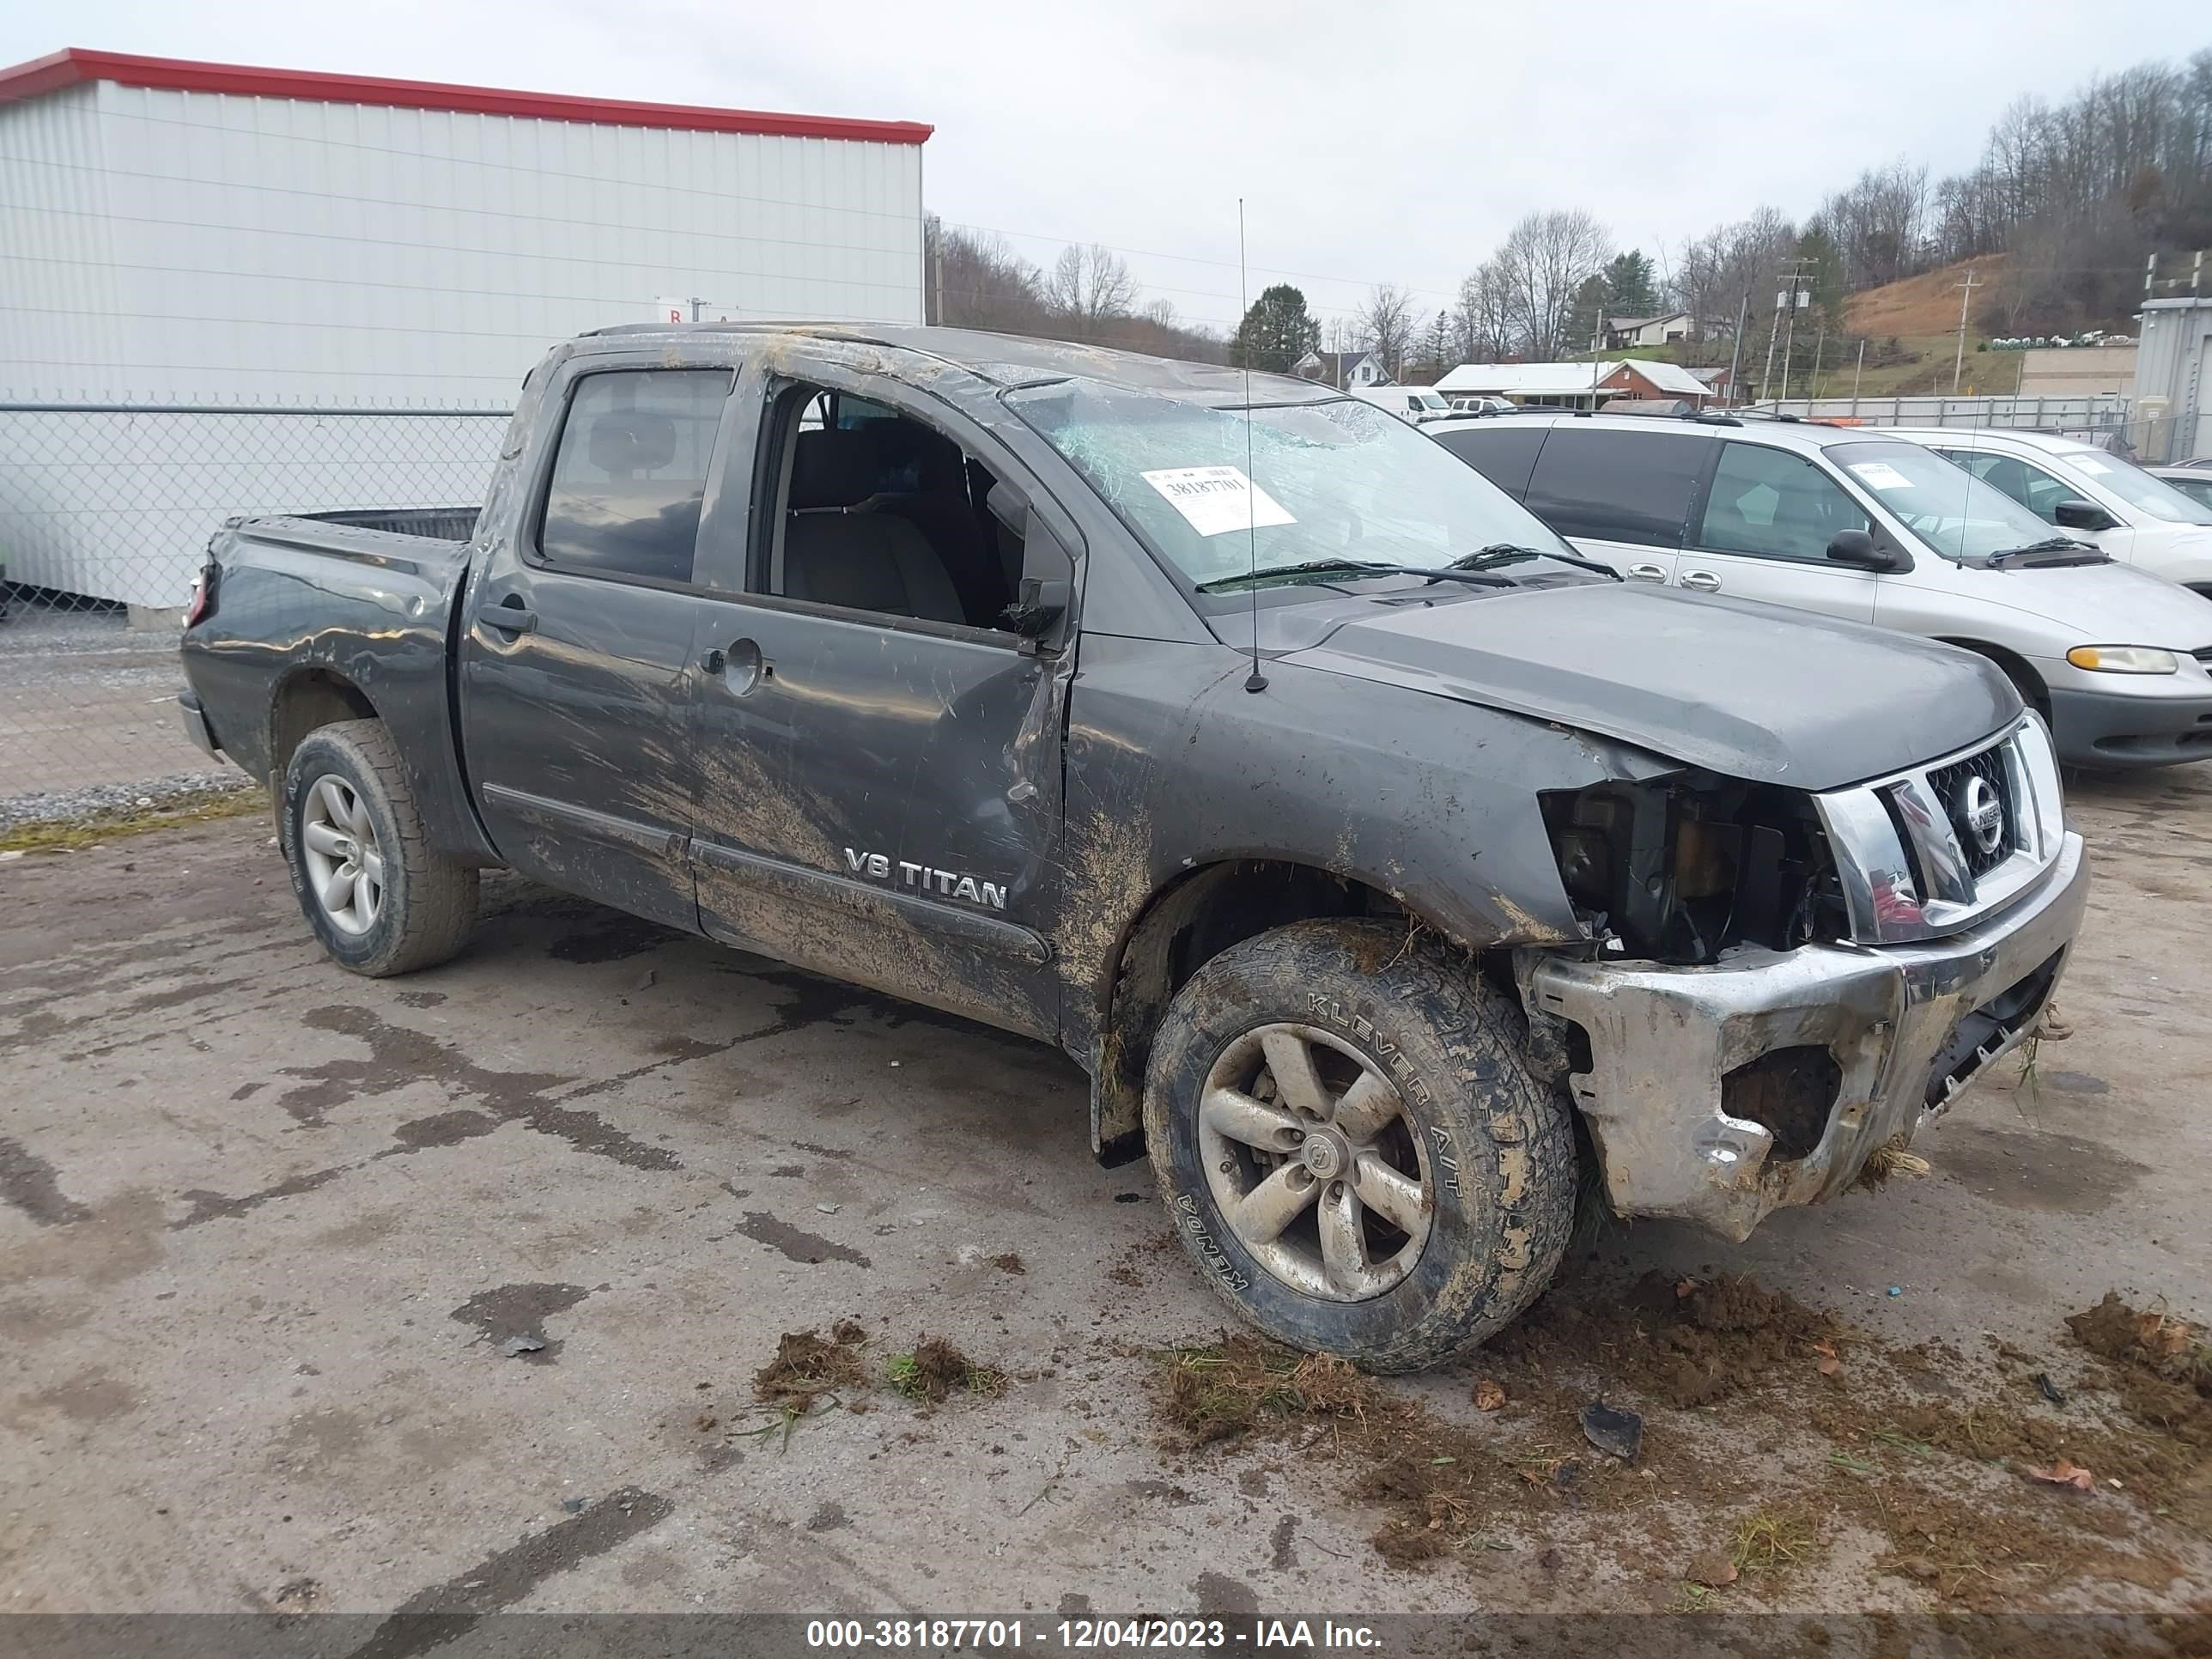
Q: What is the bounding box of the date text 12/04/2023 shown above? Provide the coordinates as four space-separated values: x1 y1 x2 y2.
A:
803 1619 1383 1650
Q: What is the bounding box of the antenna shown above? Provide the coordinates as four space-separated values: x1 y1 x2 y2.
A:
1239 198 1267 694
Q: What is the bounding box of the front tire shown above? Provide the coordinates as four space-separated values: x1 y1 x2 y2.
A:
280 719 477 977
1142 920 1577 1372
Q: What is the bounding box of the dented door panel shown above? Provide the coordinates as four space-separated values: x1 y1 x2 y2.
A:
684 593 1065 1039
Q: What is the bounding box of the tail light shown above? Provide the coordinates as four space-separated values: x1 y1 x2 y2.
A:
184 566 215 628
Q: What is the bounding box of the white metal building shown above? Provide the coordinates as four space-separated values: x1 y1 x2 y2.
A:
0 48 931 606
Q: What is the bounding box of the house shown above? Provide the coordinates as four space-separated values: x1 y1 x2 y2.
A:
1599 359 1717 406
1596 312 1693 350
1433 362 1622 410
1686 365 1735 401
1595 313 1738 351
1434 359 1720 411
1293 350 1388 388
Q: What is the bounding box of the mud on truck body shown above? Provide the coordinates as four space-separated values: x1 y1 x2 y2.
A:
179 325 2088 1370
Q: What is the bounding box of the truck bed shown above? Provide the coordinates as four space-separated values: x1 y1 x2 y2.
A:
180 509 496 866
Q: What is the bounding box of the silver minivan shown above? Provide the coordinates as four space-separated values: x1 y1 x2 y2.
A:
1429 411 2212 769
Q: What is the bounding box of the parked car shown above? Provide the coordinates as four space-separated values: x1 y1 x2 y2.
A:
2148 465 2212 514
1430 410 2212 769
1877 426 2212 598
1449 395 1517 416
181 325 2087 1369
1347 385 1455 424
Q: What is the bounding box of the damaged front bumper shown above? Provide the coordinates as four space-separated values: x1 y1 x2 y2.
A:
1519 831 2087 1243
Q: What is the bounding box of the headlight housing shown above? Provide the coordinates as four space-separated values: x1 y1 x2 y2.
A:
1540 775 1845 963
2065 645 2178 674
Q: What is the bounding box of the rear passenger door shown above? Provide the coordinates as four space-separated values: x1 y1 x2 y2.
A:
1680 440 1880 624
458 362 732 930
1519 426 1715 585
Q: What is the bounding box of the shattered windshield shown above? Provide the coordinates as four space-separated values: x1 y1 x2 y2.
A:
1005 379 1581 592
1826 440 2079 563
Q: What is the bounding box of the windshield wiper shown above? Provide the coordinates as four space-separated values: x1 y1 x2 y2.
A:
1199 558 1515 593
1987 535 2108 568
1197 559 1401 592
1453 542 1622 580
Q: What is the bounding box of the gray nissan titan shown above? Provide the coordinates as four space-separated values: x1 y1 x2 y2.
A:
178 325 2088 1370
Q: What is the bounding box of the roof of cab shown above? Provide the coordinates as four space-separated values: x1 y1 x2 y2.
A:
582 321 1339 407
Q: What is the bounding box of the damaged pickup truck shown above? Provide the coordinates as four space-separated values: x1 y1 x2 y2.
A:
179 325 2087 1370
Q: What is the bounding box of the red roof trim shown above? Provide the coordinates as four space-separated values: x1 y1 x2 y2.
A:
0 48 933 144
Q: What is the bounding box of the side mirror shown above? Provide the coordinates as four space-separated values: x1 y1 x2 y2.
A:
2052 498 2117 532
1006 575 1070 641
1826 529 1899 571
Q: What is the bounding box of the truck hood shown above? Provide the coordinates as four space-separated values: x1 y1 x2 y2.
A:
1283 582 2019 791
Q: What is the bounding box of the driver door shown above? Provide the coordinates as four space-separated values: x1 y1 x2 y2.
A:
680 361 1079 1039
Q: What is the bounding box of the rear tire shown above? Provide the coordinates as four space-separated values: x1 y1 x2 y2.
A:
1142 919 1577 1372
280 719 477 977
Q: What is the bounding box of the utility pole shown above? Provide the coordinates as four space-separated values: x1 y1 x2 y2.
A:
1762 259 1812 405
1725 289 1748 407
932 240 946 326
1851 337 1867 414
1951 269 1982 394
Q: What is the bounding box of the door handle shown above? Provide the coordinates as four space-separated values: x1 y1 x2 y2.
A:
1680 570 1723 592
708 637 769 694
477 605 537 634
1625 562 1667 582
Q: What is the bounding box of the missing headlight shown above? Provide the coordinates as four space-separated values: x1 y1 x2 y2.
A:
1540 775 1846 964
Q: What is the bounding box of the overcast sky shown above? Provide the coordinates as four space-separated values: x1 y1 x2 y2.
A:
5 1 2204 334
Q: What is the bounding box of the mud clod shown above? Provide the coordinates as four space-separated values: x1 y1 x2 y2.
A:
754 1324 869 1408
2065 1292 2209 1447
890 1336 1007 1404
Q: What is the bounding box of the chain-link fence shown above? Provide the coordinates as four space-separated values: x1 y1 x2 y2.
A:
0 404 508 823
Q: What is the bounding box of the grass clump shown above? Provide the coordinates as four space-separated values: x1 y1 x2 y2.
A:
886 1335 1006 1404
1732 1510 1817 1577
1158 1334 1379 1446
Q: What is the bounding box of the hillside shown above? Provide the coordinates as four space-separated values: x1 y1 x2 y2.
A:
1844 254 2010 337
1826 256 2023 398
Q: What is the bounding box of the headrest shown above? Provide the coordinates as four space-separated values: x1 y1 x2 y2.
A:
790 428 880 510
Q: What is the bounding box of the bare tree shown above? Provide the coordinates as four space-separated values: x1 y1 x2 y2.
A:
1043 243 1138 341
1490 210 1613 360
925 217 1048 332
1357 283 1418 379
1451 261 1516 361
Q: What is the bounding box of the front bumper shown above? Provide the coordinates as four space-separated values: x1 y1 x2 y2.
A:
2045 684 2212 769
1522 831 2087 1242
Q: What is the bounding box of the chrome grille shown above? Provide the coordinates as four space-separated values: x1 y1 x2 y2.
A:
1925 744 2015 878
1814 717 2065 945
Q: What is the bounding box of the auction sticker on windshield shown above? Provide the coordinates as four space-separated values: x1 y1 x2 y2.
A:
1847 461 1914 490
1141 466 1297 538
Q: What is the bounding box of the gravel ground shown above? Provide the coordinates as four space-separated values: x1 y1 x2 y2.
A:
0 606 222 808
0 769 255 835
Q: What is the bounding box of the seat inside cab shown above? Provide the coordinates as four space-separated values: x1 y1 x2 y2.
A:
770 392 1024 629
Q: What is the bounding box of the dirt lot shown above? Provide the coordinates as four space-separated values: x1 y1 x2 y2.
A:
3 764 2209 1626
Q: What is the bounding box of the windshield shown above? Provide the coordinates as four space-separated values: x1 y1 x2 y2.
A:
2054 447 2212 526
1413 392 1449 410
1826 440 2076 563
1004 380 1578 592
